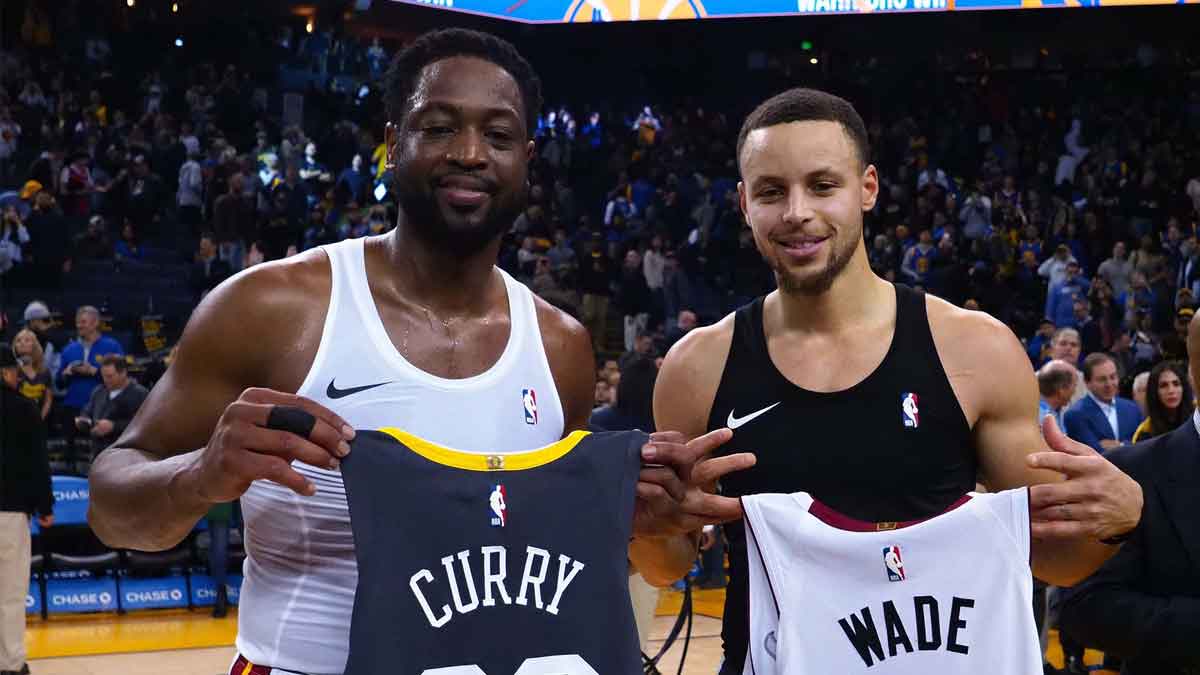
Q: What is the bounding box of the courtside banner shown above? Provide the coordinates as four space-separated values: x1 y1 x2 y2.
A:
392 0 1193 23
45 577 119 614
120 576 190 610
26 581 41 615
190 574 244 607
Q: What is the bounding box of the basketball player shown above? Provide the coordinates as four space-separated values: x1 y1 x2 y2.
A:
652 88 1144 674
86 29 744 675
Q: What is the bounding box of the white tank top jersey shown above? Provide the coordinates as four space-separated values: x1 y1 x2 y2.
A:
236 237 566 674
741 488 1040 675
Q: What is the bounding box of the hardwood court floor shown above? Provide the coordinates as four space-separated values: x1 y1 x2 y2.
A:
27 588 1115 675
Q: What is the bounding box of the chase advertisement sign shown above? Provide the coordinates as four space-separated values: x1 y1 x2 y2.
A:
45 577 119 614
190 574 243 607
120 576 189 610
26 581 40 615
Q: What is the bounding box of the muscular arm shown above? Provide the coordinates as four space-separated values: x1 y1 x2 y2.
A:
88 256 329 551
937 302 1120 586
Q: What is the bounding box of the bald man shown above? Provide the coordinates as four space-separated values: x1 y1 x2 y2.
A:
1039 359 1078 431
1057 312 1200 674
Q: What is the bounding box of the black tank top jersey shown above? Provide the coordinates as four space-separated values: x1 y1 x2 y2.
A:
707 283 977 674
339 428 646 675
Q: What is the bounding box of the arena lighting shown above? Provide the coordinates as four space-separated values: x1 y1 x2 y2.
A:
126 0 134 6
801 40 813 51
172 2 179 12
810 57 819 64
175 38 183 47
306 18 315 33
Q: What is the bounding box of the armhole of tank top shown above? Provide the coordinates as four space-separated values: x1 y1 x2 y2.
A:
515 271 566 435
979 488 1032 572
709 300 765 429
293 242 345 396
898 284 973 435
741 498 783 619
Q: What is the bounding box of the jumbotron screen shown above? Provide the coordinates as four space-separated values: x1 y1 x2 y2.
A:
396 0 1194 22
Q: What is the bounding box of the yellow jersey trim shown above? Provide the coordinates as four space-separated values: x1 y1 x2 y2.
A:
376 427 591 472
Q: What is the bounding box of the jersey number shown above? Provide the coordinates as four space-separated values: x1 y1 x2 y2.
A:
422 654 599 674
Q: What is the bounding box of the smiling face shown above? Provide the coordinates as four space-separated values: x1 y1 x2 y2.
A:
738 120 878 296
390 56 532 256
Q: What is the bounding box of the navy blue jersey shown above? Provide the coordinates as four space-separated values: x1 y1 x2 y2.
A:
340 428 646 675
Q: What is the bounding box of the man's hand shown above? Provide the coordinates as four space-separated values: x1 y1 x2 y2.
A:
1027 416 1143 541
74 416 91 430
183 388 356 505
93 419 115 437
632 428 756 538
37 514 54 528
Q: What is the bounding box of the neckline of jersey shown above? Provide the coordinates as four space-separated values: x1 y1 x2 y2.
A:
375 427 591 471
804 492 973 533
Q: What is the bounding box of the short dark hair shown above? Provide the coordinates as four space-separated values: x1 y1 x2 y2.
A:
1082 352 1117 382
1037 366 1077 398
736 88 870 173
99 354 127 373
384 28 543 138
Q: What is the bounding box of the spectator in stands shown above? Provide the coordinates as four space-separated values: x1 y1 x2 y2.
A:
121 154 165 235
1131 370 1151 417
70 214 113 263
1074 299 1103 354
1037 359 1077 432
114 219 144 262
590 354 656 432
59 150 95 218
1039 243 1077 289
958 178 993 241
12 328 52 420
617 249 652 352
620 331 656 372
23 191 67 289
0 106 20 185
660 309 698 355
177 150 204 231
0 205 30 281
1057 313 1200 675
190 233 232 300
1131 360 1192 443
900 229 936 285
335 154 370 206
57 305 124 448
579 234 613 352
1064 352 1142 453
75 354 148 452
21 301 59 379
1046 260 1090 329
0 345 52 675
1097 241 1133 299
1159 306 1192 363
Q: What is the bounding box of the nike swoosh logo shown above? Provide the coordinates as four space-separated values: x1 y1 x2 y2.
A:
727 402 782 430
326 379 392 399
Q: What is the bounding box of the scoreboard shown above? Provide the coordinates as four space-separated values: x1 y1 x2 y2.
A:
395 0 1193 22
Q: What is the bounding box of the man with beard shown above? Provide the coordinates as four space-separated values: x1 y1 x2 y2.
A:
653 88 1145 674
86 29 741 675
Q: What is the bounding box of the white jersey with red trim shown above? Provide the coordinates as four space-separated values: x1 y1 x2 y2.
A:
741 489 1040 675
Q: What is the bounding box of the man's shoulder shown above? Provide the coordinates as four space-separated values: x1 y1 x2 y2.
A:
1106 432 1173 477
1116 397 1141 414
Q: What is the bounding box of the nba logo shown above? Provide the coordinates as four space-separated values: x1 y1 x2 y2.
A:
901 392 919 429
883 545 906 582
523 388 538 425
489 484 507 528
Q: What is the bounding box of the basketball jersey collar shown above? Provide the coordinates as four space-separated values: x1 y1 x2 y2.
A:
376 427 590 471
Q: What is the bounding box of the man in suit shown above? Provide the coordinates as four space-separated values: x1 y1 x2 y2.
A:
1064 352 1142 453
1057 312 1200 674
74 355 149 451
0 344 54 675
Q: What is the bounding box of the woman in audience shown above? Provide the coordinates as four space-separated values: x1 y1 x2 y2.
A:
12 327 53 420
1132 360 1193 442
